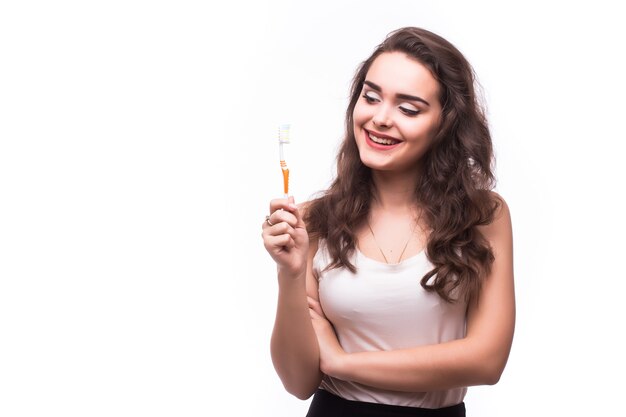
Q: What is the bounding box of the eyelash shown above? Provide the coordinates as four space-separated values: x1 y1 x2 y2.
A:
361 93 420 116
362 93 379 104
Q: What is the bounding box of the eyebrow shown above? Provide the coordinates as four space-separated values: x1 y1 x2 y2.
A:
363 80 431 106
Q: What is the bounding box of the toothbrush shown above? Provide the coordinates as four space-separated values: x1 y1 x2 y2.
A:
278 124 290 198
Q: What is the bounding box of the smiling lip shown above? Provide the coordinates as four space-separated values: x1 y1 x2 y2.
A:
364 129 402 150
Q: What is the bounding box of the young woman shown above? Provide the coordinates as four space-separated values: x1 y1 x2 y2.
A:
262 27 515 417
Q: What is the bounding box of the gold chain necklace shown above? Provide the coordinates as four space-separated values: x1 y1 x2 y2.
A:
367 220 418 264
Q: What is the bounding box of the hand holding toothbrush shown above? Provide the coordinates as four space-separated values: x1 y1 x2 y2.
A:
262 196 309 279
262 124 309 278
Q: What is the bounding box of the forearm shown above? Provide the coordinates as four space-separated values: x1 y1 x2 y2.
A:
270 270 322 399
333 337 505 392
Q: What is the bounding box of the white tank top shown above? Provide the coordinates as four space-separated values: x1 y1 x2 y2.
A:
313 240 468 408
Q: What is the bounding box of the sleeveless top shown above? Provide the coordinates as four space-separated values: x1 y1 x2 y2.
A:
312 240 468 408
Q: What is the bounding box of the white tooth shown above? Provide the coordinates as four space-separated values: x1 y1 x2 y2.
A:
369 133 395 145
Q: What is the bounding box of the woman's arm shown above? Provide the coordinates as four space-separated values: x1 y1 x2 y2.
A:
310 196 515 392
263 198 323 399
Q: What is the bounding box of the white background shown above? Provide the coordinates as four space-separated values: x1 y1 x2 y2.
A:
1 1 625 415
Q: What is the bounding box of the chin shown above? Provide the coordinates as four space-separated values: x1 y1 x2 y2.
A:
359 155 391 171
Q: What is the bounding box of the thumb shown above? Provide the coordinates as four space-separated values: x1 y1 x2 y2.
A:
287 197 306 229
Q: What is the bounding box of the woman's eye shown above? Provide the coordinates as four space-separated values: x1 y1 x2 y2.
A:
362 92 380 103
400 106 419 116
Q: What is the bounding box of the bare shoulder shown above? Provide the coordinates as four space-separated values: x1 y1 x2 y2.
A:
480 191 512 241
490 191 510 220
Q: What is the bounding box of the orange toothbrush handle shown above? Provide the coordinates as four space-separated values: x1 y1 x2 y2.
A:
282 167 290 195
280 160 289 196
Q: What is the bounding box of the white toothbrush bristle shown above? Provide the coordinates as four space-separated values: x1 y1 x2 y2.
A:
278 124 291 143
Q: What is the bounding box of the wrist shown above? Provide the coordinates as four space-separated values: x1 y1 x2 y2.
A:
276 269 307 298
277 266 306 282
322 350 350 380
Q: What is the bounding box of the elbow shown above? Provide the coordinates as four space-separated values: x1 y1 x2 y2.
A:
284 383 317 400
466 338 511 386
270 347 321 400
272 360 321 400
482 367 502 386
274 363 320 401
476 357 507 386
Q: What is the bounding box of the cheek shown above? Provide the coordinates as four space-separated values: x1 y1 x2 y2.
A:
352 102 370 126
401 118 439 141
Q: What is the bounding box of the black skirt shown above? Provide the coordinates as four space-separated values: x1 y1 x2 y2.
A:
306 389 466 417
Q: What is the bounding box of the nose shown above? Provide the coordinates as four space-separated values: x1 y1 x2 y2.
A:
372 105 392 128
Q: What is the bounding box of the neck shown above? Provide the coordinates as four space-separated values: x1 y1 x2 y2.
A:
370 169 420 213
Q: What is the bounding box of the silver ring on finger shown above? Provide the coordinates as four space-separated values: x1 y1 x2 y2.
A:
265 215 274 226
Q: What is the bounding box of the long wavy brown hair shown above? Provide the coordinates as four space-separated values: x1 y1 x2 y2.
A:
304 27 500 303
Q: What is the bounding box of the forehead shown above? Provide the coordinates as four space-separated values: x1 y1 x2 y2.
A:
365 51 439 101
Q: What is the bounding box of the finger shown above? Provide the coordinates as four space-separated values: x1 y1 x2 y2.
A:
307 296 325 317
269 197 292 215
264 234 295 251
267 209 298 229
287 197 307 229
309 307 323 320
263 222 297 240
269 197 305 228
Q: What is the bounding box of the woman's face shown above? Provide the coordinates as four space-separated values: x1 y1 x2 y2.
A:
353 51 442 174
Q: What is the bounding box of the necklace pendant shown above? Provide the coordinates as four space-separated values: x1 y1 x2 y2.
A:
367 220 417 265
